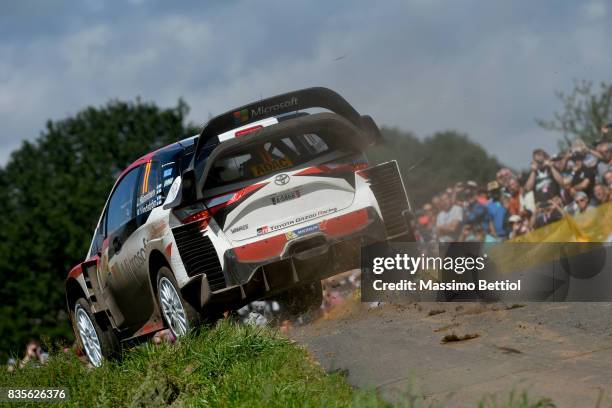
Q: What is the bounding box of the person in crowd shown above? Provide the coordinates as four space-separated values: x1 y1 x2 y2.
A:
496 168 514 193
6 358 16 373
566 151 596 199
486 181 509 239
605 170 612 188
565 191 593 215
431 195 442 213
550 152 573 203
415 203 436 243
505 177 522 215
517 171 536 215
524 149 565 209
602 122 611 135
435 193 463 242
463 188 490 233
535 196 564 229
592 184 610 207
459 223 497 242
590 138 611 184
571 138 599 169
508 214 530 239
19 340 48 368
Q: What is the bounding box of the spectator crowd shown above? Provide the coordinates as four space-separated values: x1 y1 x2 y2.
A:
414 123 612 243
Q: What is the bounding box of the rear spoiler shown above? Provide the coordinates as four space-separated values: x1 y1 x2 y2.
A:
171 87 382 206
193 87 380 159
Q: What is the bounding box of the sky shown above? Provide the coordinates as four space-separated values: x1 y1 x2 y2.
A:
1 0 611 167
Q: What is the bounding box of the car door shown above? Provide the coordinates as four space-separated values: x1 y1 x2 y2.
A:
104 166 147 330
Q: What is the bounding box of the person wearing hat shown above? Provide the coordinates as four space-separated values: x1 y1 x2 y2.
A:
567 191 593 215
508 214 528 239
567 151 596 198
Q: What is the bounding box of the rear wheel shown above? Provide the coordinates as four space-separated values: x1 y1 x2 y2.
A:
275 280 323 318
74 298 120 367
157 266 200 337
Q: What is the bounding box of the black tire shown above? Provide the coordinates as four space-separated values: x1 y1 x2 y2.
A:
73 298 120 367
275 280 323 318
156 266 200 337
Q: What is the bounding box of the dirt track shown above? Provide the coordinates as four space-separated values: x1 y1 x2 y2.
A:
290 299 612 407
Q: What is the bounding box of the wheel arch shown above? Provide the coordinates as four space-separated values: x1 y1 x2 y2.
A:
148 249 171 296
65 278 87 313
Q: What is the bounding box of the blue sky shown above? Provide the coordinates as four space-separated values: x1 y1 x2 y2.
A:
1 0 610 166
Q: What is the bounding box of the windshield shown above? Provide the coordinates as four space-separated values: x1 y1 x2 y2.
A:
204 133 336 190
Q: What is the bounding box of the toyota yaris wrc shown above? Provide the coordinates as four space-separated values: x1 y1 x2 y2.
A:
66 87 414 366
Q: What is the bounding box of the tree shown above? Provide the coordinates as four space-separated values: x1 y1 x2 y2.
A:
368 128 503 207
0 99 195 360
537 80 612 148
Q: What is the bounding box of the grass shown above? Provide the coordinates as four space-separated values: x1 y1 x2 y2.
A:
0 321 390 407
0 321 561 407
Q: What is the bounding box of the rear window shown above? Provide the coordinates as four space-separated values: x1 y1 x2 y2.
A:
205 134 333 189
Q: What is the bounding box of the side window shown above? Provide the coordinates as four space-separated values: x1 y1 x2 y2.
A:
160 161 178 197
106 168 140 236
136 161 162 224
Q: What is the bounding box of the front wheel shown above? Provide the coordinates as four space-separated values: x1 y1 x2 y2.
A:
157 266 200 337
74 298 120 367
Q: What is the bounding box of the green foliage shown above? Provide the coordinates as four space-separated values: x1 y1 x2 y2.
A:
537 79 612 148
0 322 389 407
0 99 193 360
368 127 504 207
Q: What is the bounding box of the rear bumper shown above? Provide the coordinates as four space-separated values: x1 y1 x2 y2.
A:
186 207 388 311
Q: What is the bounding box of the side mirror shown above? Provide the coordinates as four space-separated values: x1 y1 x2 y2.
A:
163 176 183 210
163 169 198 210
359 115 383 145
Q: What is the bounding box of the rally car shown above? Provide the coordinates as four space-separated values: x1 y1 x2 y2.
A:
65 87 414 366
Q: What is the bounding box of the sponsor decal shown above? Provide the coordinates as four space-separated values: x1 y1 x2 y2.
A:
233 109 249 125
250 97 298 119
138 190 156 205
274 173 290 186
163 177 174 187
285 223 320 240
117 237 148 277
250 157 293 177
268 207 337 232
163 168 173 177
137 197 159 215
230 224 249 234
257 226 269 235
271 189 301 205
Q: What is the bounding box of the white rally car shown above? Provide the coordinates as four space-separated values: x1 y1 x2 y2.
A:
65 87 414 366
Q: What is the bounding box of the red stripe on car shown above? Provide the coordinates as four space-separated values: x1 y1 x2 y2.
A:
234 208 370 263
234 234 287 263
320 208 369 237
68 264 83 279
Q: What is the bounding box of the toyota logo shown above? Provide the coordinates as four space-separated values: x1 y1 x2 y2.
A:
274 174 290 186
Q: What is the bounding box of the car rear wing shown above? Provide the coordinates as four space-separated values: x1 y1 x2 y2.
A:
170 87 383 207
193 87 381 159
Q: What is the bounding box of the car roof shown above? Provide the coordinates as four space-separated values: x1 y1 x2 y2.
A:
115 135 198 180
